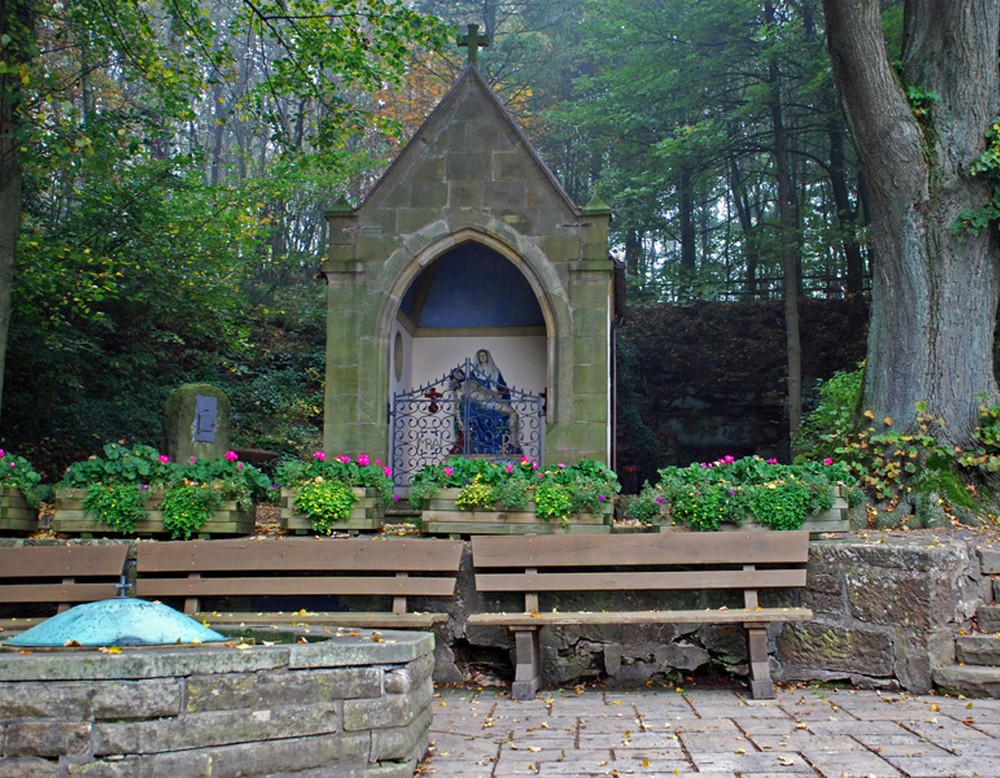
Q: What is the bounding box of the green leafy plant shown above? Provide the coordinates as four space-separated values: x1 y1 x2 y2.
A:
61 442 174 488
275 451 394 506
161 484 224 540
81 483 148 534
794 364 864 461
623 482 667 526
656 455 853 532
293 478 357 535
0 449 44 507
408 457 620 520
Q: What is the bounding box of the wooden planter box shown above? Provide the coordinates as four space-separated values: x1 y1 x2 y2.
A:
660 484 851 535
52 488 255 538
421 488 612 536
279 486 385 534
0 487 37 535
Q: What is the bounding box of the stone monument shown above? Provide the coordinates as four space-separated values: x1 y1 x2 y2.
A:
163 383 231 463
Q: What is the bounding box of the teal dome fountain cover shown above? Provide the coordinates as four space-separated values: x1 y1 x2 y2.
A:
4 597 228 648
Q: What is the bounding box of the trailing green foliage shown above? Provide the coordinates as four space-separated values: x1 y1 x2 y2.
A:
161 485 224 541
81 483 148 535
954 117 1000 236
293 479 358 535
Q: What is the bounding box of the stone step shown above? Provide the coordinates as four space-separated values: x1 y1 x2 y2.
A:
978 546 1000 575
977 604 1000 633
934 663 1000 697
957 634 1000 665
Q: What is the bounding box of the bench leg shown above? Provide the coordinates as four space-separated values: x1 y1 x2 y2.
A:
745 624 775 700
510 626 542 700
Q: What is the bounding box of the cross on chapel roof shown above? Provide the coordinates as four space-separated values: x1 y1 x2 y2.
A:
457 23 490 68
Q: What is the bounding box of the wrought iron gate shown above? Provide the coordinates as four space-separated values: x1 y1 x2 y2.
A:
390 359 544 486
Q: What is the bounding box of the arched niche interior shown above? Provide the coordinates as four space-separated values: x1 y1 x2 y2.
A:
392 241 547 397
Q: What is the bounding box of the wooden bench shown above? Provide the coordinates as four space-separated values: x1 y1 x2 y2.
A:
135 537 464 629
468 531 813 700
0 544 130 631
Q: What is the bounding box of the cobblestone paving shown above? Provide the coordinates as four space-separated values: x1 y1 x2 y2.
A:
420 685 1000 777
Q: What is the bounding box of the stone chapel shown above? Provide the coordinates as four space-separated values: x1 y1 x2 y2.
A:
321 62 619 485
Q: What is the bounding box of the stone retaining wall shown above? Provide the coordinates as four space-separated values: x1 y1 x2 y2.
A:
0 629 434 777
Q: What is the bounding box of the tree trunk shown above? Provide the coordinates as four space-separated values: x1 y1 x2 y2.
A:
0 0 34 431
823 0 1000 445
767 2 802 439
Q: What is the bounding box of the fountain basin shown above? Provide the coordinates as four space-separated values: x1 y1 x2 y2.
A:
0 627 434 776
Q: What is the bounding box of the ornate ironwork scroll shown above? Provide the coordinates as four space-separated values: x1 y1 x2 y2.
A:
390 358 544 486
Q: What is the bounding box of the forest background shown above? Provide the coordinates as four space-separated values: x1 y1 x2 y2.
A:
0 0 993 493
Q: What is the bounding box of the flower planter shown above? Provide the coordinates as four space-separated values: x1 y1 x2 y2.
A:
420 488 612 535
0 487 37 535
51 488 255 538
279 486 385 534
659 484 851 535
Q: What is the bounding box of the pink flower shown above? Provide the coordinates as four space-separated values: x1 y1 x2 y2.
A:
375 459 382 466
443 467 454 476
520 457 530 464
699 462 708 468
236 462 244 470
189 456 197 465
766 458 778 465
358 454 370 466
0 449 5 457
655 496 665 505
158 455 170 464
224 450 239 462
383 466 392 478
598 494 606 502
313 450 326 461
531 461 539 470
393 494 400 501
506 464 514 473
140 484 148 491
823 457 834 466
722 454 735 464
338 455 352 464
557 462 567 468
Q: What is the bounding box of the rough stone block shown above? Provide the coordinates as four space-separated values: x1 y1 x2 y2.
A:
370 706 432 762
493 151 531 180
186 668 380 712
343 679 432 732
484 180 528 211
777 622 894 677
92 703 342 755
383 652 434 694
933 664 1000 698
0 679 182 719
978 604 1000 633
4 721 91 757
445 152 489 181
977 547 1000 574
0 758 59 777
448 181 483 207
846 567 931 628
957 634 1000 666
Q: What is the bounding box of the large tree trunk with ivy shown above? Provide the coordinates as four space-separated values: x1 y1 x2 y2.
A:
822 0 1000 446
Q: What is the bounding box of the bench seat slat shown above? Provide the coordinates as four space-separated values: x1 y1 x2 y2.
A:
0 582 122 604
475 568 806 592
136 539 463 573
137 575 458 599
0 546 129 579
471 531 810 568
197 612 449 629
467 607 812 627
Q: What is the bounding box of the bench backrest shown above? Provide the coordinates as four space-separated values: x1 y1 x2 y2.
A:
471 531 810 611
135 537 465 614
0 544 130 611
